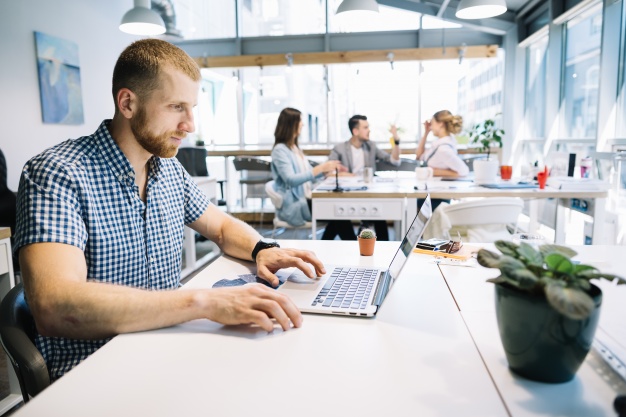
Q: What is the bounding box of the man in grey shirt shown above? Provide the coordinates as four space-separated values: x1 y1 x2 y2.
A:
324 115 401 240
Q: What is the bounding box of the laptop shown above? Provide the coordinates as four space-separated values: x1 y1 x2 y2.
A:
275 195 433 317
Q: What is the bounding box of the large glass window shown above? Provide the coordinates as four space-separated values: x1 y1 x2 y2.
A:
196 69 240 146
561 3 603 139
327 61 421 143
524 34 549 139
617 0 626 137
239 0 326 37
173 0 236 40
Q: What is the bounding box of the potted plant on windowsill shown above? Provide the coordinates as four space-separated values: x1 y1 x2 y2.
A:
357 228 376 256
477 241 625 383
468 116 504 184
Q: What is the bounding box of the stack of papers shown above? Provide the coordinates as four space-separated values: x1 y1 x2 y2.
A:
546 176 610 191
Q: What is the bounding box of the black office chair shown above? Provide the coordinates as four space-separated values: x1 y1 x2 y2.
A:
0 283 50 403
375 158 421 172
175 147 226 206
232 157 272 210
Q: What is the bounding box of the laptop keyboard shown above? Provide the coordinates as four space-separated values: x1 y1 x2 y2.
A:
311 267 379 310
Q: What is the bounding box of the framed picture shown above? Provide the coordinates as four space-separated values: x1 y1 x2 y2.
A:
34 31 84 124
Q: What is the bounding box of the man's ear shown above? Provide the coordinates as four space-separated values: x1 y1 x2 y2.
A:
116 88 137 119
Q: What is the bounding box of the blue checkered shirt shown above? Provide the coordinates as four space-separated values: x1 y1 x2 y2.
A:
14 120 210 381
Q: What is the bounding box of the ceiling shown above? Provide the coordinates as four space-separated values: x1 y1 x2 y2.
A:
379 0 537 35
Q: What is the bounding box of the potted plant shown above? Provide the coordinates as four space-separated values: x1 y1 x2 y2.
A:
477 241 625 383
468 116 504 184
357 228 376 256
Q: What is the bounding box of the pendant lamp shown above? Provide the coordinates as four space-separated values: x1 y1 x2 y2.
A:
455 0 507 19
336 0 379 14
120 0 166 36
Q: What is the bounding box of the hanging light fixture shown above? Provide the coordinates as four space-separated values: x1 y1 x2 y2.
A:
455 0 507 19
336 0 379 14
120 0 166 36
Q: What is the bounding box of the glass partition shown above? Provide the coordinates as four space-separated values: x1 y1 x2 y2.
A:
239 0 326 36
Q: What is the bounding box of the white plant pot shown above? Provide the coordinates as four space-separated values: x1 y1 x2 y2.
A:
473 159 499 184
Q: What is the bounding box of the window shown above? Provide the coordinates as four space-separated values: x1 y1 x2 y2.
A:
239 0 326 36
617 0 626 137
561 3 603 139
524 34 549 139
173 0 236 39
196 69 240 145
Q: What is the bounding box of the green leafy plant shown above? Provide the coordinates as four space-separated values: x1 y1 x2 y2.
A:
477 241 625 320
468 115 504 160
358 229 376 239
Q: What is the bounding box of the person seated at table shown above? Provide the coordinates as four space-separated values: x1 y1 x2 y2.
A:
325 115 401 241
270 107 347 228
415 110 469 178
14 39 328 383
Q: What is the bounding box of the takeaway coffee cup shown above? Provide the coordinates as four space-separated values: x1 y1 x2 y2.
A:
363 167 374 183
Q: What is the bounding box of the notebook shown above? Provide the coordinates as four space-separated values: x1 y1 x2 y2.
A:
275 195 433 317
480 182 538 189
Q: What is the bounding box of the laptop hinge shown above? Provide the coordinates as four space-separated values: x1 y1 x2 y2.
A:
372 271 391 307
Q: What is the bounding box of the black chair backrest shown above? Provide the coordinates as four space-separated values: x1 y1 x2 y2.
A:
375 158 421 172
0 283 50 402
0 148 17 233
175 147 209 177
232 157 271 172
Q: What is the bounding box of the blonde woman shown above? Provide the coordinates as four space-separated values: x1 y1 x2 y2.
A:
416 110 469 178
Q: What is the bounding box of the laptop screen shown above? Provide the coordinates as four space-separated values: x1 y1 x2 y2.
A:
387 195 433 285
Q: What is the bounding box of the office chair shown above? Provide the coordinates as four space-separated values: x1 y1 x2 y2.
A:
0 283 50 403
441 197 524 242
265 181 314 239
175 147 226 206
232 157 272 210
375 158 421 172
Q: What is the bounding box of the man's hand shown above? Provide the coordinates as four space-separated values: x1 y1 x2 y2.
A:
255 248 326 287
205 284 303 332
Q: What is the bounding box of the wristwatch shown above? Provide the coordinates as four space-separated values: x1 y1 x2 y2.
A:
251 238 280 261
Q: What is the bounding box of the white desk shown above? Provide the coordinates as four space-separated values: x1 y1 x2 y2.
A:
312 175 609 243
435 244 626 416
13 241 507 417
0 228 22 414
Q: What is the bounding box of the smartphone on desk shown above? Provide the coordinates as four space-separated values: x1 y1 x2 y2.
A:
416 238 449 251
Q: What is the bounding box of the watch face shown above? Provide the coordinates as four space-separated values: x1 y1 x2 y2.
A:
260 238 277 245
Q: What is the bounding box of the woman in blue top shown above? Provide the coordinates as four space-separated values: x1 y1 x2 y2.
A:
270 108 346 227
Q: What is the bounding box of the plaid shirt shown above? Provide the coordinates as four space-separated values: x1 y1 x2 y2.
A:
14 120 210 381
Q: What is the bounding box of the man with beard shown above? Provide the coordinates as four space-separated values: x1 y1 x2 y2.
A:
323 115 401 241
14 39 325 382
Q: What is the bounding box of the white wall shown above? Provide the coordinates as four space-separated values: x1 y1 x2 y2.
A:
0 0 143 190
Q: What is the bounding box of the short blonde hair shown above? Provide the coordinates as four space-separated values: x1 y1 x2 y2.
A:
112 39 200 108
433 110 463 135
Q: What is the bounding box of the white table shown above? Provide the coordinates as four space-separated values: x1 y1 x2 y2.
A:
435 244 626 416
13 241 507 417
312 174 609 243
0 228 22 414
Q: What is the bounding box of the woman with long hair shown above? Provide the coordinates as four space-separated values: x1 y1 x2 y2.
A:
416 110 469 177
270 107 346 227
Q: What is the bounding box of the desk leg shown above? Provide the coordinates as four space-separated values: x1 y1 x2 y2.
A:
312 200 317 240
528 199 539 235
223 156 231 212
554 199 567 244
592 197 607 244
182 227 196 277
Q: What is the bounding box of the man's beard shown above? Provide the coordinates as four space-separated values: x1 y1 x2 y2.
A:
130 106 187 158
